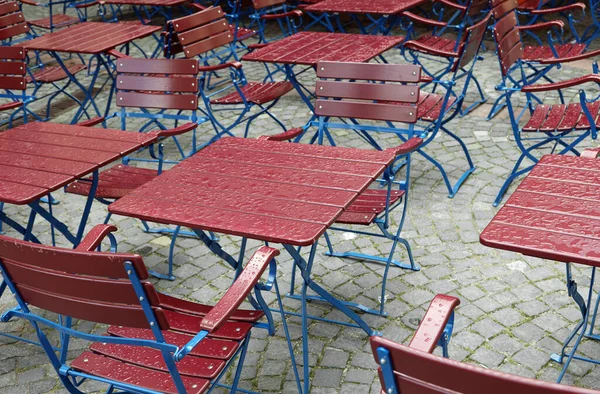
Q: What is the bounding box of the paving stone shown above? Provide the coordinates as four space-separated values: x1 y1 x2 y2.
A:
321 348 350 368
470 347 505 368
313 368 343 388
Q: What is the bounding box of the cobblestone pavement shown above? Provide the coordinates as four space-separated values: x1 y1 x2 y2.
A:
3 4 600 393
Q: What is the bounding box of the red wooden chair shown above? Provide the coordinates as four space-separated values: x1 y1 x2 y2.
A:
0 225 286 394
371 295 600 394
165 6 293 139
0 46 40 126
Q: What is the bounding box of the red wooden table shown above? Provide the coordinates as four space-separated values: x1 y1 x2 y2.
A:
480 152 600 383
109 136 401 394
0 121 157 245
242 31 403 110
23 22 161 123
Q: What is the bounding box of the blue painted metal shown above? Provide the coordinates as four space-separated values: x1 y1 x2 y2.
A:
377 347 398 394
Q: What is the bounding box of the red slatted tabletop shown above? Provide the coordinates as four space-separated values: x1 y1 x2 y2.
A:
480 154 600 266
23 22 161 54
0 122 157 205
102 0 190 6
304 0 425 15
109 137 398 246
242 31 404 66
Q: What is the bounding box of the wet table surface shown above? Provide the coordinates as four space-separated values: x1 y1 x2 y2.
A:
109 137 399 246
242 31 404 66
480 154 600 267
304 0 426 15
23 22 161 54
0 122 157 205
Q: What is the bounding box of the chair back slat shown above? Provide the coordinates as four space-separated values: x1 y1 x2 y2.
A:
0 75 25 89
116 91 198 110
499 32 523 75
253 0 286 9
0 1 28 40
177 18 229 45
116 58 198 74
492 0 518 18
317 61 422 82
316 80 420 103
467 0 489 16
170 5 224 33
0 20 29 40
315 99 418 123
117 75 198 93
0 1 19 16
456 12 491 70
0 60 25 74
182 29 232 58
371 336 600 394
0 235 169 330
0 10 23 28
0 45 25 59
493 11 518 42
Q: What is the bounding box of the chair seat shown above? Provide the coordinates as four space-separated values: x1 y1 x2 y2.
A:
406 35 458 56
335 189 404 225
523 102 600 132
210 81 294 105
70 306 257 394
65 164 158 199
385 92 457 122
28 13 79 29
523 43 586 61
26 63 86 83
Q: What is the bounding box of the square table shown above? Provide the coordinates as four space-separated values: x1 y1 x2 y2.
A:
242 31 404 110
109 136 402 394
0 121 157 246
480 152 600 383
23 22 161 124
304 0 426 34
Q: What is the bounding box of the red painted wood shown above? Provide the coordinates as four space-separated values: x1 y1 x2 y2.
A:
169 6 225 33
253 0 285 9
0 75 25 90
0 19 29 40
116 58 198 74
103 0 190 5
28 63 86 83
177 18 229 47
316 80 420 103
456 13 490 69
522 103 600 132
75 224 118 252
158 293 264 323
304 0 425 15
0 140 117 164
408 295 460 353
317 61 420 82
242 32 403 66
28 13 79 29
66 164 158 199
109 137 397 246
23 22 160 54
162 309 251 340
0 1 19 16
315 99 418 123
71 352 209 394
117 91 198 110
0 45 24 60
210 81 293 104
0 11 24 28
201 246 278 331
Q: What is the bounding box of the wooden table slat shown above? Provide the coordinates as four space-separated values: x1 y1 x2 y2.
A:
305 0 425 14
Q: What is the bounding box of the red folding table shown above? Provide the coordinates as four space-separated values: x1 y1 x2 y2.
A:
303 0 426 34
109 136 406 394
242 31 404 111
480 151 600 383
23 22 161 124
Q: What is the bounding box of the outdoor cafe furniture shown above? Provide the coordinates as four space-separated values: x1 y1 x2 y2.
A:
489 0 600 206
108 135 423 394
480 149 600 382
21 21 160 124
371 296 600 394
165 6 294 140
65 57 209 280
0 228 292 394
303 0 427 34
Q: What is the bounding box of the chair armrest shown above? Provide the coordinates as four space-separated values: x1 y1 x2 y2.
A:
436 0 467 12
200 246 280 332
521 74 600 92
408 294 460 354
583 147 600 158
259 127 304 141
261 9 303 20
153 122 198 138
387 137 423 156
0 102 23 111
538 47 600 64
247 43 269 50
198 61 243 72
77 116 105 127
530 2 585 14
75 224 118 252
106 49 130 59
403 39 458 58
20 0 42 6
401 11 448 27
517 20 564 31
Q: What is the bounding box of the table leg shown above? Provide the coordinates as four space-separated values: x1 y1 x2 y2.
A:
551 264 597 383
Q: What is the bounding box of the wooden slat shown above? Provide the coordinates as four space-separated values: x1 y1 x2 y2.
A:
181 29 232 58
0 61 26 75
0 11 24 29
117 75 198 93
0 75 25 89
315 99 418 123
116 58 198 75
0 139 117 164
0 21 29 40
117 91 198 110
177 18 229 46
317 61 421 82
0 180 48 204
0 45 25 60
316 80 419 102
169 6 224 33
0 164 73 190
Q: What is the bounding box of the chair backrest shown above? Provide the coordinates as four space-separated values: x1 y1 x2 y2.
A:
453 11 492 72
370 336 600 394
115 58 200 111
0 46 26 91
166 6 233 59
314 62 422 123
465 0 489 17
0 235 169 330
491 0 523 76
0 1 30 41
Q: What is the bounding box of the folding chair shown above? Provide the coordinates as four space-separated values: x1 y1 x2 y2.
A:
487 0 600 120
245 0 302 47
0 47 40 126
370 295 600 394
0 226 292 394
401 0 489 115
65 57 208 279
18 0 83 33
165 6 294 139
490 1 600 206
